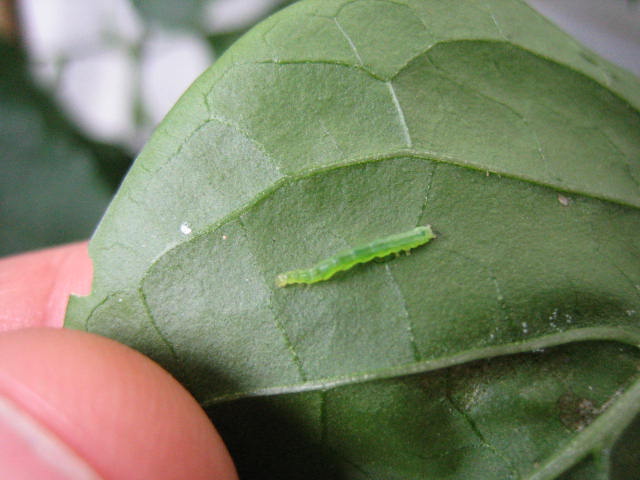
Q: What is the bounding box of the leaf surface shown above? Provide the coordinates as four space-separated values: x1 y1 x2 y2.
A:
65 0 640 477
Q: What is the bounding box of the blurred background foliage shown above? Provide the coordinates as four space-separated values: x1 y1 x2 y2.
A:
0 0 297 256
0 0 638 257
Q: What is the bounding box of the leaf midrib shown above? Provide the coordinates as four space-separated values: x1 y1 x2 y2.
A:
136 150 639 290
199 326 640 406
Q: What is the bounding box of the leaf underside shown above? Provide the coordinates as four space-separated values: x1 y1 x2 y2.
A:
65 1 640 478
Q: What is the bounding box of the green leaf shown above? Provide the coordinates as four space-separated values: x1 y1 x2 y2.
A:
208 342 640 479
65 0 640 477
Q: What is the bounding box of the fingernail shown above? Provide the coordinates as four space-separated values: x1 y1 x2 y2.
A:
0 394 102 480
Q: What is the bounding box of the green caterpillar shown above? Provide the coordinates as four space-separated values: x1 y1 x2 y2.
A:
276 225 436 287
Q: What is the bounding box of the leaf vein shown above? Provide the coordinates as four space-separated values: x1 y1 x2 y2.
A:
333 17 363 66
387 80 413 148
525 378 640 480
384 264 421 362
200 327 640 406
137 287 182 373
423 58 553 179
256 58 385 81
417 162 437 225
445 390 520 478
441 247 511 323
483 3 509 42
237 217 308 382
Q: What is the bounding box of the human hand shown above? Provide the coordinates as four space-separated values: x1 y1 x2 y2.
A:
0 242 238 479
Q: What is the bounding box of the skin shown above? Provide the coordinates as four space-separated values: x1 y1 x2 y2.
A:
0 242 238 480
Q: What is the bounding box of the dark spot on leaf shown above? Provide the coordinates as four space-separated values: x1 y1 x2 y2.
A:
557 392 599 431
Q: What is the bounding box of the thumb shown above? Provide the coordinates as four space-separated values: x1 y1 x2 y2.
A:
0 244 237 479
0 328 238 480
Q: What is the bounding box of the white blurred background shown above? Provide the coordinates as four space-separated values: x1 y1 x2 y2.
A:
16 0 292 151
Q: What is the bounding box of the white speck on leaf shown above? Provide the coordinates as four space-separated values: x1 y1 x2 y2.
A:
180 222 192 235
557 194 570 206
